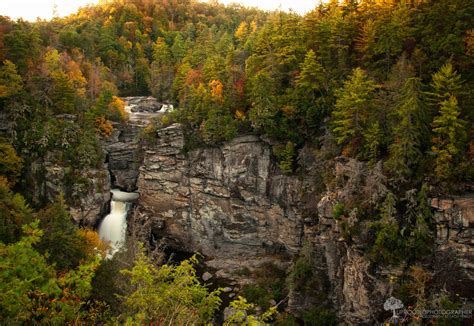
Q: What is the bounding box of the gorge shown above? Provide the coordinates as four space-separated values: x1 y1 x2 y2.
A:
1 0 473 323
87 96 473 324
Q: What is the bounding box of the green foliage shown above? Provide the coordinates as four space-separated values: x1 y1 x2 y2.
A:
431 95 467 181
0 222 102 324
297 50 325 93
148 37 174 100
287 243 319 293
90 240 138 317
362 121 383 166
242 284 270 310
302 307 337 326
121 246 222 324
385 78 425 181
35 196 88 271
288 257 313 291
370 186 434 266
223 296 277 326
3 21 41 74
332 202 346 220
248 71 278 135
0 177 32 244
171 33 187 62
240 262 287 312
331 68 378 151
200 107 238 144
369 192 402 265
428 64 466 181
0 221 61 323
274 141 296 175
406 184 433 259
429 63 463 103
0 60 23 98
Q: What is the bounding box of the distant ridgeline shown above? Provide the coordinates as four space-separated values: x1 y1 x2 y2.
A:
0 0 473 324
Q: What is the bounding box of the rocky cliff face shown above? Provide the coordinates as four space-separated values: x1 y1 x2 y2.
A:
104 123 142 192
431 197 474 298
127 122 474 324
27 153 110 226
132 124 305 277
127 124 385 323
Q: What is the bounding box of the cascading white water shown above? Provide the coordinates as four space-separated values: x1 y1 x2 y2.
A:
98 189 139 257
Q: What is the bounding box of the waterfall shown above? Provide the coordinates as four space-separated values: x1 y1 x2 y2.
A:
98 189 139 257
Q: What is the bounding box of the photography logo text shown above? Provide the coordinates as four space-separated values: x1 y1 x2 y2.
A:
383 296 472 322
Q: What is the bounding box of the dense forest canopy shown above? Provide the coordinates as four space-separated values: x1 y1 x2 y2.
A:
1 0 472 186
0 0 473 324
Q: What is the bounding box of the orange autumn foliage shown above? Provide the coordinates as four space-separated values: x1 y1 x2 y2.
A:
95 116 113 137
209 79 223 102
77 228 109 259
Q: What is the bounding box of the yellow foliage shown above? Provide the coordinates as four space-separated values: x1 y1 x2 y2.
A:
95 116 113 137
234 109 246 121
43 48 61 74
209 79 223 102
161 114 172 126
77 228 109 259
0 139 23 187
144 123 155 135
250 21 257 33
235 21 248 41
0 60 22 98
109 96 129 121
65 60 87 97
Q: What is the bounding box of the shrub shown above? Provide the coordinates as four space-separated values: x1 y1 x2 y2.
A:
242 284 270 310
107 96 128 122
121 247 222 324
332 202 346 219
95 116 113 137
274 141 296 175
302 307 337 326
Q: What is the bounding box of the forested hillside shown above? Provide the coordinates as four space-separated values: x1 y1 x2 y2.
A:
0 0 473 324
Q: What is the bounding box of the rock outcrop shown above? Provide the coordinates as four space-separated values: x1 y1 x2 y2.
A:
104 122 143 192
130 123 395 324
123 96 162 112
132 124 305 279
431 197 474 297
28 154 110 227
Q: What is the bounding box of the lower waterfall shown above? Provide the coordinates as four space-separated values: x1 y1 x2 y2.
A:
98 189 139 257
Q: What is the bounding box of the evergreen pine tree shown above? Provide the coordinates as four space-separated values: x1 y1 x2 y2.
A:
171 33 186 62
331 68 378 153
363 121 383 166
431 95 466 180
148 38 174 100
429 63 462 103
385 78 425 180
